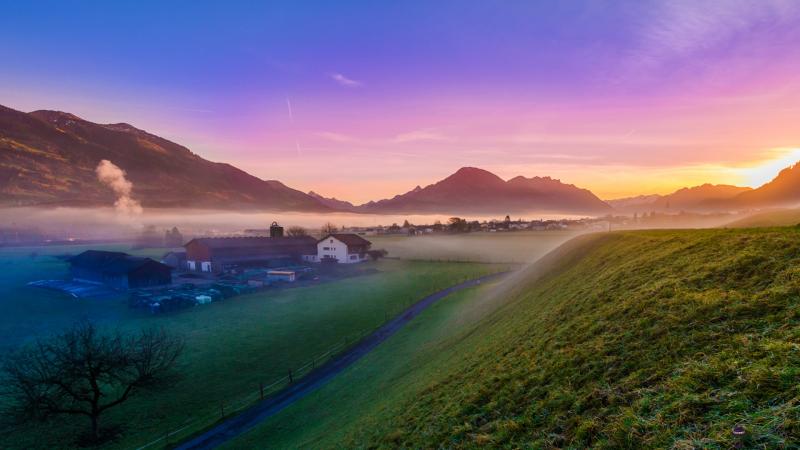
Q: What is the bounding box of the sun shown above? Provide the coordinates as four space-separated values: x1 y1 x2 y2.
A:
741 148 800 188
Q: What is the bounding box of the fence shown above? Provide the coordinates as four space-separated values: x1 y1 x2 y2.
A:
130 279 475 450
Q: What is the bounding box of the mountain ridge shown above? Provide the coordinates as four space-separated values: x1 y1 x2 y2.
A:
0 104 330 211
355 167 613 215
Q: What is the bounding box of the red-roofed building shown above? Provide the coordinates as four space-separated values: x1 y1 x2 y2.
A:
184 236 318 272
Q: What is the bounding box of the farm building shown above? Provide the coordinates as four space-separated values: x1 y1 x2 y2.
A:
184 236 317 273
313 233 372 264
69 250 172 289
267 270 297 282
161 251 187 270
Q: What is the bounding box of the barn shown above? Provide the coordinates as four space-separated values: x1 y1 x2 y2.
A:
69 250 172 289
184 236 318 273
314 233 372 264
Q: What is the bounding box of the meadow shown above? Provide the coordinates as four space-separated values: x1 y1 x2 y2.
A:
0 243 503 449
225 227 800 449
370 230 580 263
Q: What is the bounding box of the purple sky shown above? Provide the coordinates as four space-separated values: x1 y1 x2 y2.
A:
2 1 800 201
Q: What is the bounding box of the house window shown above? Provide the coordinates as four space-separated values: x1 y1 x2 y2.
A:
350 255 358 260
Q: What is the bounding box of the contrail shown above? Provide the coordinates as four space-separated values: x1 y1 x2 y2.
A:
286 97 294 121
286 96 301 156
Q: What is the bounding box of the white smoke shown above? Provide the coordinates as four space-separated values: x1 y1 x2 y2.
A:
95 160 143 215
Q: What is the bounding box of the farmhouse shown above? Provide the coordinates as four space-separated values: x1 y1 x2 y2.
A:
314 233 372 264
184 236 317 273
69 250 172 289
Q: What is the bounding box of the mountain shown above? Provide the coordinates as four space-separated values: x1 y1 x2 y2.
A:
356 167 611 215
725 162 800 209
608 183 752 212
307 191 358 212
0 104 329 211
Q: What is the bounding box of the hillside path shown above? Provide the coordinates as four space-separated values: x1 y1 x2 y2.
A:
174 271 507 450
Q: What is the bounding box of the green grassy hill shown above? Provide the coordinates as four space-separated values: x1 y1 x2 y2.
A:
228 228 800 449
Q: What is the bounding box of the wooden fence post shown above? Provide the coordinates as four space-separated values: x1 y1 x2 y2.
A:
288 369 293 384
220 401 225 417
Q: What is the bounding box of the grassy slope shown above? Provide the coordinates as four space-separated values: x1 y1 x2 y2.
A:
1 256 498 449
231 228 800 449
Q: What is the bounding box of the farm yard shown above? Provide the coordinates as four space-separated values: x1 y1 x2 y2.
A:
0 240 508 449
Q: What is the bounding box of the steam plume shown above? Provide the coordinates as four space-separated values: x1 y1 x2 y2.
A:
95 160 143 214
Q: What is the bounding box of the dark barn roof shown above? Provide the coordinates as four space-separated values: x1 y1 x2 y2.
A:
186 236 317 249
70 250 171 276
184 236 317 264
319 233 372 247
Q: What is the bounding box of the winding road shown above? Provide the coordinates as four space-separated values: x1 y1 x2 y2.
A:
174 271 507 450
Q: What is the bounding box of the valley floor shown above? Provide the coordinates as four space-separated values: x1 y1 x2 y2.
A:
223 227 800 449
0 253 501 449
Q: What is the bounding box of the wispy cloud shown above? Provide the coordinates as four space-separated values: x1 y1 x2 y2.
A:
329 72 362 88
316 131 357 143
629 0 800 69
392 129 454 143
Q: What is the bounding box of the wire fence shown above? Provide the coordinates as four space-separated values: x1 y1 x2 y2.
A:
130 279 477 450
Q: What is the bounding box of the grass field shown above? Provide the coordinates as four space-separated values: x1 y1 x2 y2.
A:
370 230 580 263
226 227 800 449
222 278 506 449
0 245 501 449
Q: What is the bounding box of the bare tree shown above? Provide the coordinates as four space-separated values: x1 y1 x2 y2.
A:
320 222 339 235
1 321 184 444
286 225 308 237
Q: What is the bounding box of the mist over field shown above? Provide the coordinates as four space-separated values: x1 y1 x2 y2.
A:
0 207 593 240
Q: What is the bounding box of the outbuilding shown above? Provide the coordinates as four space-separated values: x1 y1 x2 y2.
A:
69 250 172 289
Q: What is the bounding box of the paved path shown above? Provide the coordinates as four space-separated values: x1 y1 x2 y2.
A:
175 271 507 450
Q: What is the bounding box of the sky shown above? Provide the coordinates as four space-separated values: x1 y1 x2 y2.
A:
2 0 800 203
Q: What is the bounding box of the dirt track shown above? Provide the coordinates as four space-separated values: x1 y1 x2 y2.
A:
174 271 507 450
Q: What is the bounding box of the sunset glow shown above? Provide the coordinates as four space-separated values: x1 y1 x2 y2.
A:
2 1 800 203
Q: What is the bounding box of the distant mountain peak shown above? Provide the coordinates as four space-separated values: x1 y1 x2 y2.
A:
357 167 610 215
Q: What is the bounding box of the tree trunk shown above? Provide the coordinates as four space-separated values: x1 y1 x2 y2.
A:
90 413 100 442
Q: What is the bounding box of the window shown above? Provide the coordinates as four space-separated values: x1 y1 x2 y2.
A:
350 255 358 260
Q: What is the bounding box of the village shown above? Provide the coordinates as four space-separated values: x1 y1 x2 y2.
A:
19 210 734 315
29 222 380 314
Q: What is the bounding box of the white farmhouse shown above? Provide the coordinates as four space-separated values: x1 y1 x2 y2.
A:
314 233 372 264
